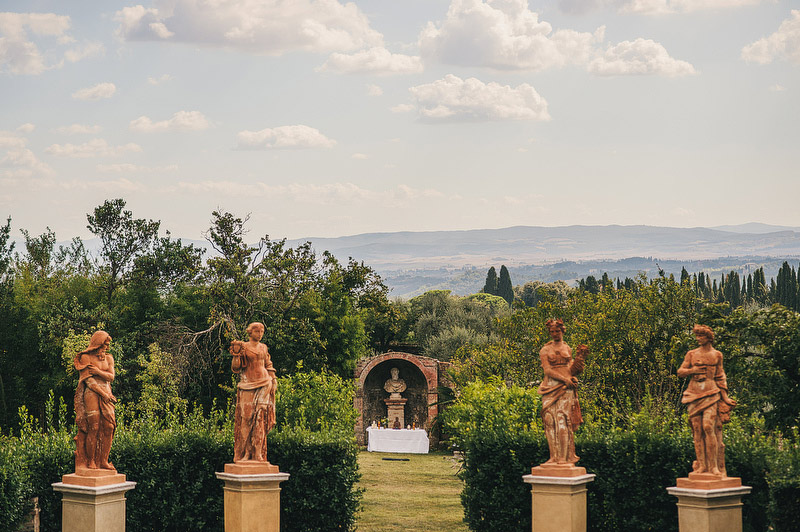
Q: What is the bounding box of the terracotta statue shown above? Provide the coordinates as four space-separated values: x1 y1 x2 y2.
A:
537 319 588 466
230 322 277 464
383 367 407 400
677 325 736 477
73 330 117 471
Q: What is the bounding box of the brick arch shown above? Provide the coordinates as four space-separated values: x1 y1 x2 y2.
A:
354 351 445 446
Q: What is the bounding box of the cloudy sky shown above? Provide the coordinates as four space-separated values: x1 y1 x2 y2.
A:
1 0 798 241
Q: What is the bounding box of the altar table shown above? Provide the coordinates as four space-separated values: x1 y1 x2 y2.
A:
366 427 429 454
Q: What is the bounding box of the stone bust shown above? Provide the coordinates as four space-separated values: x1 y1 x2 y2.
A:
383 367 407 400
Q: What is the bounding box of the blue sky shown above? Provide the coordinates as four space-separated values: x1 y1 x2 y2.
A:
1 0 798 240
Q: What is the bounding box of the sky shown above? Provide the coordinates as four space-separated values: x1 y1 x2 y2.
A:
1 0 798 241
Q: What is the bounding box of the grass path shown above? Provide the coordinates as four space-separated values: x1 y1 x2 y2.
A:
356 451 470 532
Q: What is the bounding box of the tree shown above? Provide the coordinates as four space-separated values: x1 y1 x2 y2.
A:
497 265 514 306
86 199 160 304
482 266 498 295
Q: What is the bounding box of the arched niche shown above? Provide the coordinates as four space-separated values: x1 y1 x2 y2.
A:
354 352 447 446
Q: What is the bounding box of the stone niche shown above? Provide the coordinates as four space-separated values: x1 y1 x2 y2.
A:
354 352 450 447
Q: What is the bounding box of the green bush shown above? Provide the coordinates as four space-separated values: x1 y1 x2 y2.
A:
446 379 795 532
275 371 358 434
3 381 362 532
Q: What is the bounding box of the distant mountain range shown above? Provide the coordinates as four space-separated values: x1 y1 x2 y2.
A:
288 223 800 297
41 223 800 299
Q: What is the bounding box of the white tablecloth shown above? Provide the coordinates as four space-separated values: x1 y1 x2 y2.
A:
366 427 429 454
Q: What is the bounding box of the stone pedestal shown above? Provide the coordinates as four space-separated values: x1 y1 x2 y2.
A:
216 471 290 532
667 481 751 532
523 472 595 532
52 477 135 532
384 397 407 428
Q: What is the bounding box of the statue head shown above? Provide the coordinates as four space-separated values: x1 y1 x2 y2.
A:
546 318 566 340
693 324 714 344
79 330 112 356
246 322 265 341
390 367 400 380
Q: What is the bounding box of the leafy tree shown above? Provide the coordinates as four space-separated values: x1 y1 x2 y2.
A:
86 199 160 304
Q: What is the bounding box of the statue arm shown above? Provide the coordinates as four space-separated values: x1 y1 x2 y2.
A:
540 349 573 383
87 356 115 383
677 351 703 377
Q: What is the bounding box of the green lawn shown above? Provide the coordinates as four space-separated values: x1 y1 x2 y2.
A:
356 450 470 532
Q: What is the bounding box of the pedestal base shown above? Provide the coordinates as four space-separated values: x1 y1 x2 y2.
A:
523 473 595 532
384 398 407 428
667 484 751 532
216 471 290 532
52 479 136 532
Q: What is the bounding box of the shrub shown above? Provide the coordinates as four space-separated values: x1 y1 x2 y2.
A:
275 371 358 434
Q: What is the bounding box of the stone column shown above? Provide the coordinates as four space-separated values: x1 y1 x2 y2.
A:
384 397 407 427
52 478 136 532
522 473 595 532
667 485 752 532
216 472 290 532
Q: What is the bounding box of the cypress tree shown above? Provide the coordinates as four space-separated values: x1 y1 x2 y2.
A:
680 267 690 285
498 265 514 306
483 266 498 295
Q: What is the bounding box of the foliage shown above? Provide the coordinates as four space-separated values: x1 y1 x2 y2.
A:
3 382 362 532
274 371 358 434
445 379 792 532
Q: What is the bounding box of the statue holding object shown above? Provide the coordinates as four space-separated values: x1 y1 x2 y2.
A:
676 325 739 488
227 322 279 474
73 330 117 472
533 319 588 476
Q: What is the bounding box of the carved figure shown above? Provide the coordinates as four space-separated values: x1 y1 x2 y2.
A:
383 367 407 400
73 330 117 471
230 322 277 463
677 325 736 476
537 319 588 465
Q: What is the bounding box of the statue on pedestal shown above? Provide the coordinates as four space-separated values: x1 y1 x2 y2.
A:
230 322 277 467
536 319 588 470
383 366 408 428
73 330 117 472
677 325 736 479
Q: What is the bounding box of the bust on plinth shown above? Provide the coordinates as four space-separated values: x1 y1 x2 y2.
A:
384 367 408 428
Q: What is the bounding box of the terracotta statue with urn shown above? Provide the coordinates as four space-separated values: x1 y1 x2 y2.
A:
675 324 740 489
531 319 588 476
226 322 279 474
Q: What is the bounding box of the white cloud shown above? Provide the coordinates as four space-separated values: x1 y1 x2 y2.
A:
589 39 697 77
0 130 53 177
366 84 383 96
130 110 210 132
0 12 71 74
769 83 787 92
236 125 336 149
64 41 104 62
320 47 423 74
55 178 146 193
96 163 179 173
391 104 415 113
71 82 117 101
418 0 693 76
405 74 550 122
168 181 443 206
44 138 142 158
618 0 766 15
16 123 35 133
115 0 382 55
742 10 800 65
419 0 604 71
147 73 173 85
54 124 103 134
352 153 368 159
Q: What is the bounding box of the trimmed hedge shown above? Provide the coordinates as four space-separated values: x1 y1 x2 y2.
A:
2 416 360 532
447 380 800 532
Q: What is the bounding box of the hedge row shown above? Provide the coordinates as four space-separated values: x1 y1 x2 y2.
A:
1 420 360 532
458 415 797 532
